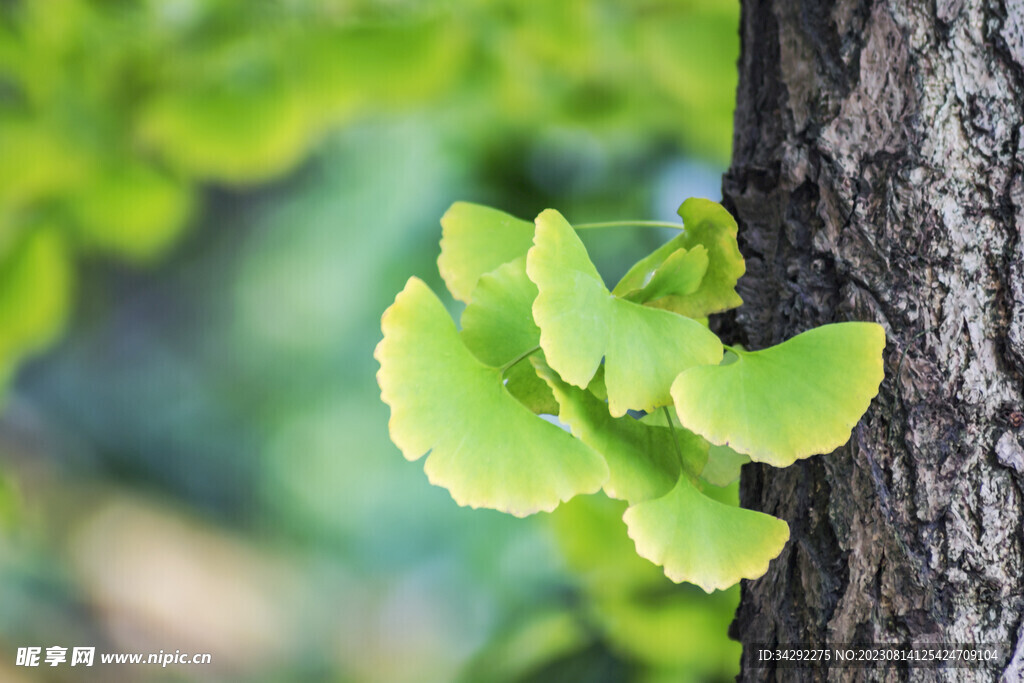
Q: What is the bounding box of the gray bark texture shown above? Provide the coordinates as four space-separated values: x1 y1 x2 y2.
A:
723 0 1024 681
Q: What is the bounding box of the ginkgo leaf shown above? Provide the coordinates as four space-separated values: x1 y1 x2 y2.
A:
460 258 538 367
459 258 555 413
618 245 708 304
527 209 722 417
536 360 707 504
504 361 559 415
376 277 608 516
613 198 744 317
701 445 750 487
623 475 789 592
672 322 886 467
438 202 535 303
585 364 607 401
638 409 745 487
638 409 745 489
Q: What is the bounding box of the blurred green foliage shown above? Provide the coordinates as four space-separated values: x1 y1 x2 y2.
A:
0 226 71 391
0 0 742 679
0 0 738 398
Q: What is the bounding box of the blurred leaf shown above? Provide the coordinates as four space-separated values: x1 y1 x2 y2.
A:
548 495 741 680
0 115 93 210
292 19 468 125
641 3 739 162
139 53 312 183
549 494 666 595
593 588 740 675
0 226 72 394
0 470 20 532
459 609 589 683
66 161 195 261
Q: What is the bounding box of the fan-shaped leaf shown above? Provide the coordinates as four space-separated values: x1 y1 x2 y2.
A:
672 322 886 466
438 202 535 303
623 475 789 592
376 277 608 516
459 258 555 413
536 360 706 504
503 361 559 415
460 258 539 367
638 409 745 487
527 209 722 417
613 198 744 317
620 245 709 304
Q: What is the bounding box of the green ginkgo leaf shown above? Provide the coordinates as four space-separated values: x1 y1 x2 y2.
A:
623 475 789 592
618 242 708 301
634 409 749 489
620 245 709 304
376 277 608 517
460 258 539 367
701 444 750 487
613 198 744 318
459 258 555 414
504 361 559 415
639 408 745 487
672 322 886 467
527 209 722 417
536 359 706 504
438 202 536 303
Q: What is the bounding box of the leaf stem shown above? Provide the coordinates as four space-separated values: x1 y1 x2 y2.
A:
572 220 683 230
501 345 541 373
662 406 685 468
722 344 745 356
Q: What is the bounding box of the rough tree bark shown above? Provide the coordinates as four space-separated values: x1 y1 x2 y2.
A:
722 0 1024 680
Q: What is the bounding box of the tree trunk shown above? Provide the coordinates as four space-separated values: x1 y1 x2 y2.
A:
723 0 1024 680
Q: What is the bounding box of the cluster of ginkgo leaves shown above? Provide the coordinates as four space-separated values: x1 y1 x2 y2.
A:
376 199 886 591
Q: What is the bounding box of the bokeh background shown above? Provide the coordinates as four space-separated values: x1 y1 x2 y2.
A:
0 1 742 680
